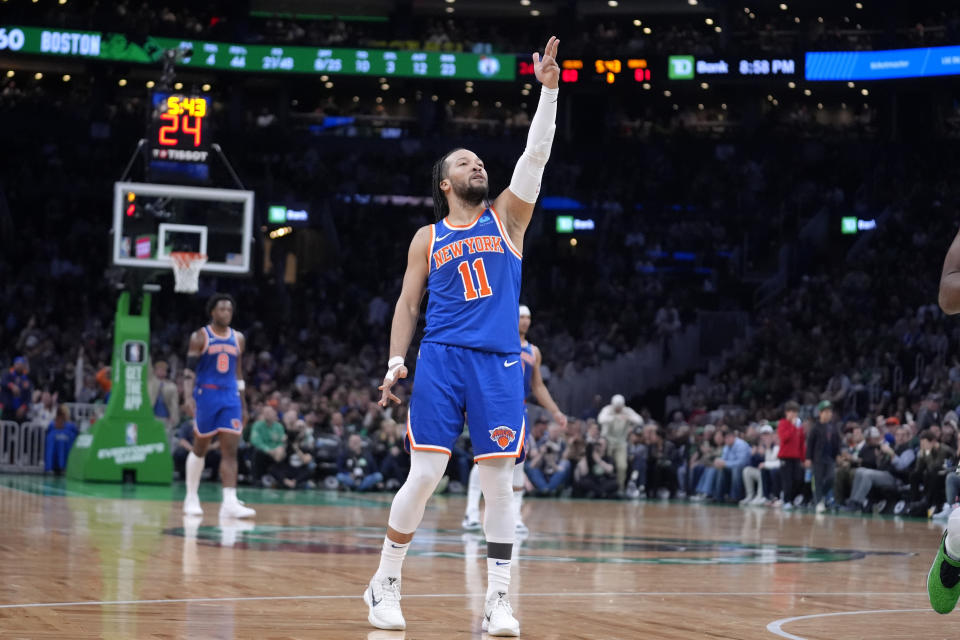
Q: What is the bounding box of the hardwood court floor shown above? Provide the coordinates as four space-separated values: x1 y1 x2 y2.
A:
0 475 951 639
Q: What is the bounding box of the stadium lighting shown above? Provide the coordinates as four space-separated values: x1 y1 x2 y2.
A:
5 70 13 78
202 83 211 91
643 27 652 34
779 3 787 10
608 0 618 6
788 81 796 89
399 97 406 104
146 80 155 88
715 26 722 32
324 81 333 88
62 74 70 82
445 6 454 13
803 89 812 96
381 83 390 90
861 88 869 96
520 0 530 4
530 9 540 15
633 19 641 26
705 18 714 25
664 90 672 97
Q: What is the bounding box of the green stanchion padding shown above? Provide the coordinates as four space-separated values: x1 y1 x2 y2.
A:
67 291 172 484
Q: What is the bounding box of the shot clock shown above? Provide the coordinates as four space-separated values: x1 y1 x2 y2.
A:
149 91 210 165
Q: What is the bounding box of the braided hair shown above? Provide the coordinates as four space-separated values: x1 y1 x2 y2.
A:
431 148 464 223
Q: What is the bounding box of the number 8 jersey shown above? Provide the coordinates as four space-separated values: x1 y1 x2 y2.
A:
195 325 239 391
422 207 522 355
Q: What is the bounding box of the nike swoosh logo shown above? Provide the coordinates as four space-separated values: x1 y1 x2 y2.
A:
371 596 382 607
390 544 405 548
436 232 453 241
495 561 510 566
504 360 519 367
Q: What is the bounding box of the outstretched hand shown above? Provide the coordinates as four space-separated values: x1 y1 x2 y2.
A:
533 36 560 90
378 366 408 407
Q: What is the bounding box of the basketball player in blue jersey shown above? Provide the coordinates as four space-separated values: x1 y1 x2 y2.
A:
463 304 567 534
364 36 560 636
181 294 255 519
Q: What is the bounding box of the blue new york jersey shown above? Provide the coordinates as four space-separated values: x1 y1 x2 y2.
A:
195 326 239 390
422 208 522 354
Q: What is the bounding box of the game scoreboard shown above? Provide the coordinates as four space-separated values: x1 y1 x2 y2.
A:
0 25 515 81
149 91 210 165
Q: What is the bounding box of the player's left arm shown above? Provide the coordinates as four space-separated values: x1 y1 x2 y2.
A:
493 36 560 251
940 225 960 314
236 331 248 427
530 345 566 428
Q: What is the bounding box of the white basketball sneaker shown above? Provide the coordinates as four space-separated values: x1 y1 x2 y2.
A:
364 576 406 630
515 518 529 535
183 494 203 516
219 498 255 519
483 591 520 637
462 514 482 531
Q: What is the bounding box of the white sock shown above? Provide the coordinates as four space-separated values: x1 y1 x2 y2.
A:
223 486 237 504
375 536 410 582
466 464 482 521
513 489 524 521
186 451 204 497
486 557 511 600
947 509 960 559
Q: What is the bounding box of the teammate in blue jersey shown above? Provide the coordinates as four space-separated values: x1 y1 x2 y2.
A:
364 36 561 637
463 304 567 534
181 294 255 519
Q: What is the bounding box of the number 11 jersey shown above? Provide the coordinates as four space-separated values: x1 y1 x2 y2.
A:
422 207 522 355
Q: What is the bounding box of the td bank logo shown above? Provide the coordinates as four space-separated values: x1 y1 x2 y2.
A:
668 55 695 80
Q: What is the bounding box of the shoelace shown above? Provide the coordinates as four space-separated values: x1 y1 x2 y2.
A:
490 594 513 615
381 579 402 604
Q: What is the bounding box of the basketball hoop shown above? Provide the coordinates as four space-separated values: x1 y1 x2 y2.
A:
170 252 207 293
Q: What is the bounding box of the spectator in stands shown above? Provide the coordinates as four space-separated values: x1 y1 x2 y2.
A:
526 422 571 496
806 400 842 512
2 357 33 421
654 299 682 363
250 406 287 487
834 424 865 504
336 434 383 491
643 422 678 499
777 401 806 509
29 389 58 427
742 424 780 505
690 428 724 500
843 426 916 511
909 430 954 515
626 426 646 498
573 437 619 499
273 419 317 489
148 360 180 438
598 394 643 493
44 404 77 474
171 412 220 481
373 418 409 490
711 428 751 502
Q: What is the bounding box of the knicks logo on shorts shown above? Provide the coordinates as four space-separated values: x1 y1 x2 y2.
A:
489 426 517 450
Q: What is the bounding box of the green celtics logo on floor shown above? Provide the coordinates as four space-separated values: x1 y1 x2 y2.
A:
162 524 914 565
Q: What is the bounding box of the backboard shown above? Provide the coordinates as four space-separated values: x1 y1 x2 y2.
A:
112 182 254 275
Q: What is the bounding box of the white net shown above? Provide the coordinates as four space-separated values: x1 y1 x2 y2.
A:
170 252 207 293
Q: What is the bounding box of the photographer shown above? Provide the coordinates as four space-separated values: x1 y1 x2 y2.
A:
525 422 571 496
573 437 619 499
337 434 383 492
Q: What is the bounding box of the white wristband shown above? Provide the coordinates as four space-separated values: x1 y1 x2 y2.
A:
385 357 405 384
237 380 246 391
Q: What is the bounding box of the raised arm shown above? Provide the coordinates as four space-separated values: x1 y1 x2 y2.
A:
940 226 960 314
378 225 431 406
493 36 560 251
530 345 566 428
